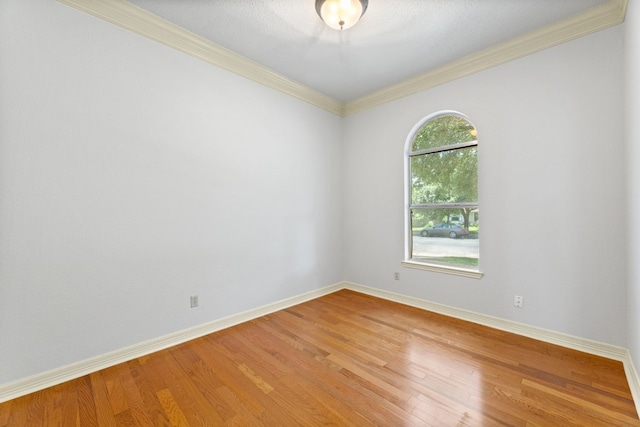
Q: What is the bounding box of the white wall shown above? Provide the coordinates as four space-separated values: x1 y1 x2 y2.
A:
0 0 343 385
343 26 626 346
0 0 632 391
626 1 640 372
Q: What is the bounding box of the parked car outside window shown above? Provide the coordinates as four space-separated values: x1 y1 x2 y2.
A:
420 223 469 239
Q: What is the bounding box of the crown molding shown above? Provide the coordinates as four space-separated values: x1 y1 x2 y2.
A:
58 0 626 118
343 0 627 116
57 0 344 116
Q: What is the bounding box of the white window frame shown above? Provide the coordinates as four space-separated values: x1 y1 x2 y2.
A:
402 111 483 279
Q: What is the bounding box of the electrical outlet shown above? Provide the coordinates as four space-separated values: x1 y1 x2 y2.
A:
394 272 400 280
514 295 523 308
190 295 199 308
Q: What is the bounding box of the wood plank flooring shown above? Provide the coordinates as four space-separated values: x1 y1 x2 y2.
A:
1 289 638 426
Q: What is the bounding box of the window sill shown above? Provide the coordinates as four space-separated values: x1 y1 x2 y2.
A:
401 260 484 279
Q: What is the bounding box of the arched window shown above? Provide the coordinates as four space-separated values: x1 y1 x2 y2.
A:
403 111 481 277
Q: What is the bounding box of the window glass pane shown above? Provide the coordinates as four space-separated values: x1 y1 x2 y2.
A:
411 208 479 268
411 146 477 204
412 115 477 152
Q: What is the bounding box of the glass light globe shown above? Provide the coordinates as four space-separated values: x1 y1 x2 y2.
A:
318 0 364 30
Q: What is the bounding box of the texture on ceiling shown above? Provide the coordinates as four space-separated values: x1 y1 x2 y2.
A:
58 0 628 116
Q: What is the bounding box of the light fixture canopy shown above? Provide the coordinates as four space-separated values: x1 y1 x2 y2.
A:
315 0 368 31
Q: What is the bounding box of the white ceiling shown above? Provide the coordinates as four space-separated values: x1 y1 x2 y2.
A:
126 0 608 103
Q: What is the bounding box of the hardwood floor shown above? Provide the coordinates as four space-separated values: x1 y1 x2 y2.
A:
1 289 638 426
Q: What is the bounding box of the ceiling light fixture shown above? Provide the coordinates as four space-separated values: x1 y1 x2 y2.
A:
315 0 368 31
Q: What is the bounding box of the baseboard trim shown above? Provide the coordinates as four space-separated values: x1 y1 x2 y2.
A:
342 281 640 416
2 280 639 417
0 283 342 403
625 357 640 418
343 282 627 359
